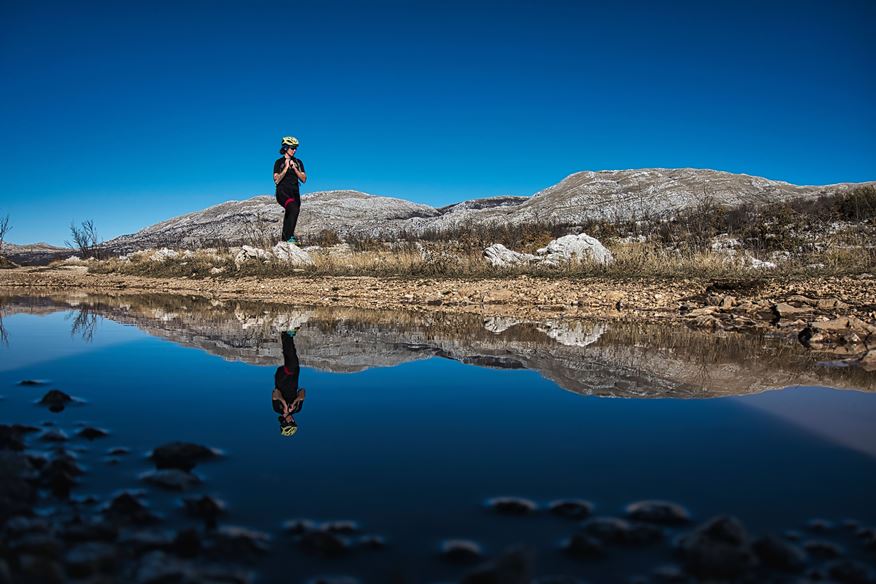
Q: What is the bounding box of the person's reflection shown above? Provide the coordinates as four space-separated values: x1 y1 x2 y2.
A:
273 330 306 436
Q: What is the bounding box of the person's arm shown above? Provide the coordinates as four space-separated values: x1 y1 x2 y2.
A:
290 159 307 183
274 159 292 186
272 389 289 412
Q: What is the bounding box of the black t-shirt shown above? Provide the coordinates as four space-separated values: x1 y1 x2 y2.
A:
273 157 305 198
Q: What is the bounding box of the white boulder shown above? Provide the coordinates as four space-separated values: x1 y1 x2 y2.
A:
234 245 271 266
272 242 313 266
148 248 179 262
483 244 538 267
537 234 613 266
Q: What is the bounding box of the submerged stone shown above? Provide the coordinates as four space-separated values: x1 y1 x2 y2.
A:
38 390 73 412
485 496 538 515
209 525 271 557
676 515 756 579
626 500 691 525
64 542 117 578
297 530 349 556
181 495 225 527
19 379 48 386
107 447 130 456
562 533 604 559
39 428 69 442
548 499 593 520
103 492 159 525
320 520 360 535
141 469 201 491
752 535 806 572
77 427 109 440
825 559 874 583
803 539 844 558
461 546 532 584
149 441 218 471
283 518 317 534
355 534 386 550
440 539 483 563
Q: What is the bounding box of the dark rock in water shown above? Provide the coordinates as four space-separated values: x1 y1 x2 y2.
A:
39 428 69 442
9 532 64 557
356 534 386 550
103 492 159 525
841 519 860 530
676 515 756 580
440 539 483 563
486 496 538 515
752 534 807 572
19 379 48 386
803 539 844 558
562 533 605 559
134 550 252 584
118 528 175 554
107 447 130 456
141 469 201 491
321 520 360 535
64 542 117 578
297 530 350 556
626 500 691 525
5 515 50 536
172 527 202 558
149 441 218 471
784 529 802 541
77 427 109 440
807 518 835 533
651 564 690 583
825 559 874 584
59 517 118 543
0 451 38 521
283 518 317 534
461 545 533 584
0 424 28 451
38 389 73 412
182 495 225 527
44 467 77 498
533 576 585 584
856 527 876 550
548 499 593 520
19 555 65 584
209 525 271 558
306 577 360 584
579 516 660 545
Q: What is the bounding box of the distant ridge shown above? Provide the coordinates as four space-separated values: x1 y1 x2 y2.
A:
8 168 874 256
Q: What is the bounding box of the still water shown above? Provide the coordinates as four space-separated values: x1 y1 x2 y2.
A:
1 292 875 582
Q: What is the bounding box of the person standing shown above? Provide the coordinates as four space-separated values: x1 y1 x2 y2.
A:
273 136 307 244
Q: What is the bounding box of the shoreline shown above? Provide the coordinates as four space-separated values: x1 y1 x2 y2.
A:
2 267 875 370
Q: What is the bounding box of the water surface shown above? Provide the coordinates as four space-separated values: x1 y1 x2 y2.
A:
2 292 875 582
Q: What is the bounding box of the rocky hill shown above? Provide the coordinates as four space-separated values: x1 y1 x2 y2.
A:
33 169 876 253
1 242 71 265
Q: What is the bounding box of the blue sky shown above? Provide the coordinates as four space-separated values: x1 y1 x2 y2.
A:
1 0 874 245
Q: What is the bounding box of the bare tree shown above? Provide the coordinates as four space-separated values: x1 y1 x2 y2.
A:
0 214 10 256
66 219 102 259
70 307 97 342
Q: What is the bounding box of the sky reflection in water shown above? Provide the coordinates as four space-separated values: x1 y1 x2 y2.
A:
1 294 875 581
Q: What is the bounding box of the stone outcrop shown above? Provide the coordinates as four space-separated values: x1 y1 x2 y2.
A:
483 244 537 267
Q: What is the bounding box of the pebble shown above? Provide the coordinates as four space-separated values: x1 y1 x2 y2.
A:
807 518 835 533
149 441 218 471
825 559 874 584
626 500 691 525
752 534 807 572
321 520 360 535
676 515 756 579
64 542 117 578
297 530 350 556
440 539 483 563
140 469 202 491
39 428 69 442
181 494 225 527
562 533 604 559
77 427 109 440
103 492 159 525
485 496 538 515
548 499 593 520
803 539 844 558
38 389 73 412
283 518 317 534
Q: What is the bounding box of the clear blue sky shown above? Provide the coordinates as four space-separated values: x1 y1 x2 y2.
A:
1 0 874 245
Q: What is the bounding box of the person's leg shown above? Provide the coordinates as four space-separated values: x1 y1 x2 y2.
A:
282 201 301 242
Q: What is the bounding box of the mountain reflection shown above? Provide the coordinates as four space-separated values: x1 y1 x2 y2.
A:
0 292 873 397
